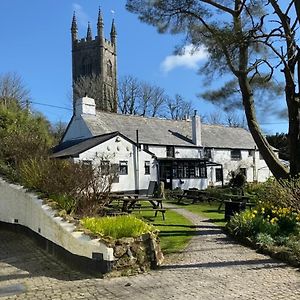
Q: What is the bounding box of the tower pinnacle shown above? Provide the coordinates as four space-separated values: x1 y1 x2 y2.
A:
110 19 116 45
86 22 93 41
97 7 104 41
71 12 78 42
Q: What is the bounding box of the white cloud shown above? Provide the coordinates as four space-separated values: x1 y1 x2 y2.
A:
72 3 89 28
161 44 208 73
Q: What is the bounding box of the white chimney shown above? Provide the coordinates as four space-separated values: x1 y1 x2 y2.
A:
192 110 202 146
75 96 96 116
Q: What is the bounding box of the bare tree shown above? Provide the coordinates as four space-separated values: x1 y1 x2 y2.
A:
118 75 140 114
225 112 247 129
119 75 167 117
204 110 247 128
149 86 167 117
138 82 153 116
167 94 194 120
205 110 224 125
51 121 67 143
0 72 30 108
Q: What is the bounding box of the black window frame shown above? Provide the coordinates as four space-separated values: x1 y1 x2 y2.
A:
204 148 212 159
144 161 150 175
248 150 254 157
100 160 110 175
119 161 128 175
231 149 242 161
166 146 175 158
172 161 207 179
215 168 223 182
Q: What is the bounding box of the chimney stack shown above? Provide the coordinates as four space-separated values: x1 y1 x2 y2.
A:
75 96 96 116
192 110 202 146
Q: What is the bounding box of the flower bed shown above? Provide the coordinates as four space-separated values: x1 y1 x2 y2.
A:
226 205 300 266
80 215 163 276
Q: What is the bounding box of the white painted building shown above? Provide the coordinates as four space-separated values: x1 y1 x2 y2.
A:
52 97 274 193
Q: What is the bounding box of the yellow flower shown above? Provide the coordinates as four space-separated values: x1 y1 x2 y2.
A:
270 217 278 224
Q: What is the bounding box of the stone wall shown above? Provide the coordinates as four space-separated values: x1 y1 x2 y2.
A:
108 233 164 277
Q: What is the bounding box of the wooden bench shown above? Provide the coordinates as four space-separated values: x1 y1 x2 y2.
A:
218 194 256 212
177 190 210 204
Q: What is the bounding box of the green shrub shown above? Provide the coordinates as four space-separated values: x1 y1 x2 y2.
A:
226 209 279 238
226 210 260 238
50 194 77 213
286 234 300 258
255 233 275 246
19 157 115 215
254 177 300 212
0 102 53 169
229 171 246 191
81 215 156 239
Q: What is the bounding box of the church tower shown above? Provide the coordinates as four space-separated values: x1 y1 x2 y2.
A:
71 9 117 112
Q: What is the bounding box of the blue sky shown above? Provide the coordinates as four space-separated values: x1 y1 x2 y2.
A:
0 1 288 134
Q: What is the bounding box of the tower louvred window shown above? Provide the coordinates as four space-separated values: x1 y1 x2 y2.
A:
107 60 113 77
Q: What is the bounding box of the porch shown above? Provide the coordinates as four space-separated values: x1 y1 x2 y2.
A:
157 158 223 190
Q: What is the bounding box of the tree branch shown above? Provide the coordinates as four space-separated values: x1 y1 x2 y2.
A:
200 0 235 15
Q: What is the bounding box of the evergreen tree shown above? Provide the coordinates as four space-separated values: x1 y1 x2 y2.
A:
126 0 300 179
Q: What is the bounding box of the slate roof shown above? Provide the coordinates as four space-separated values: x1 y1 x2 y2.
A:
81 111 257 150
52 132 119 158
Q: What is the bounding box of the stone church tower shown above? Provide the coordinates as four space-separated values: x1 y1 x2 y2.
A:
71 9 117 112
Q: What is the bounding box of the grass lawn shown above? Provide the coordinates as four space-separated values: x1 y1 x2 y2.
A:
132 209 196 255
168 200 227 227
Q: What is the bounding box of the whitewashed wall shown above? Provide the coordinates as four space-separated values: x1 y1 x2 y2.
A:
172 178 208 190
75 135 157 192
175 147 201 159
212 148 271 184
147 145 167 158
62 116 92 142
0 177 114 261
147 145 201 159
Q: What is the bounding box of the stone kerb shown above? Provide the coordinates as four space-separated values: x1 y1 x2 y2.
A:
0 177 114 274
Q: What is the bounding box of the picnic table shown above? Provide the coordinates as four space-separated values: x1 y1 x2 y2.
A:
218 194 256 209
177 189 212 204
109 194 166 220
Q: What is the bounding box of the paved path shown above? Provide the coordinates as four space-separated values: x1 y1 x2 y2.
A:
0 207 300 300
